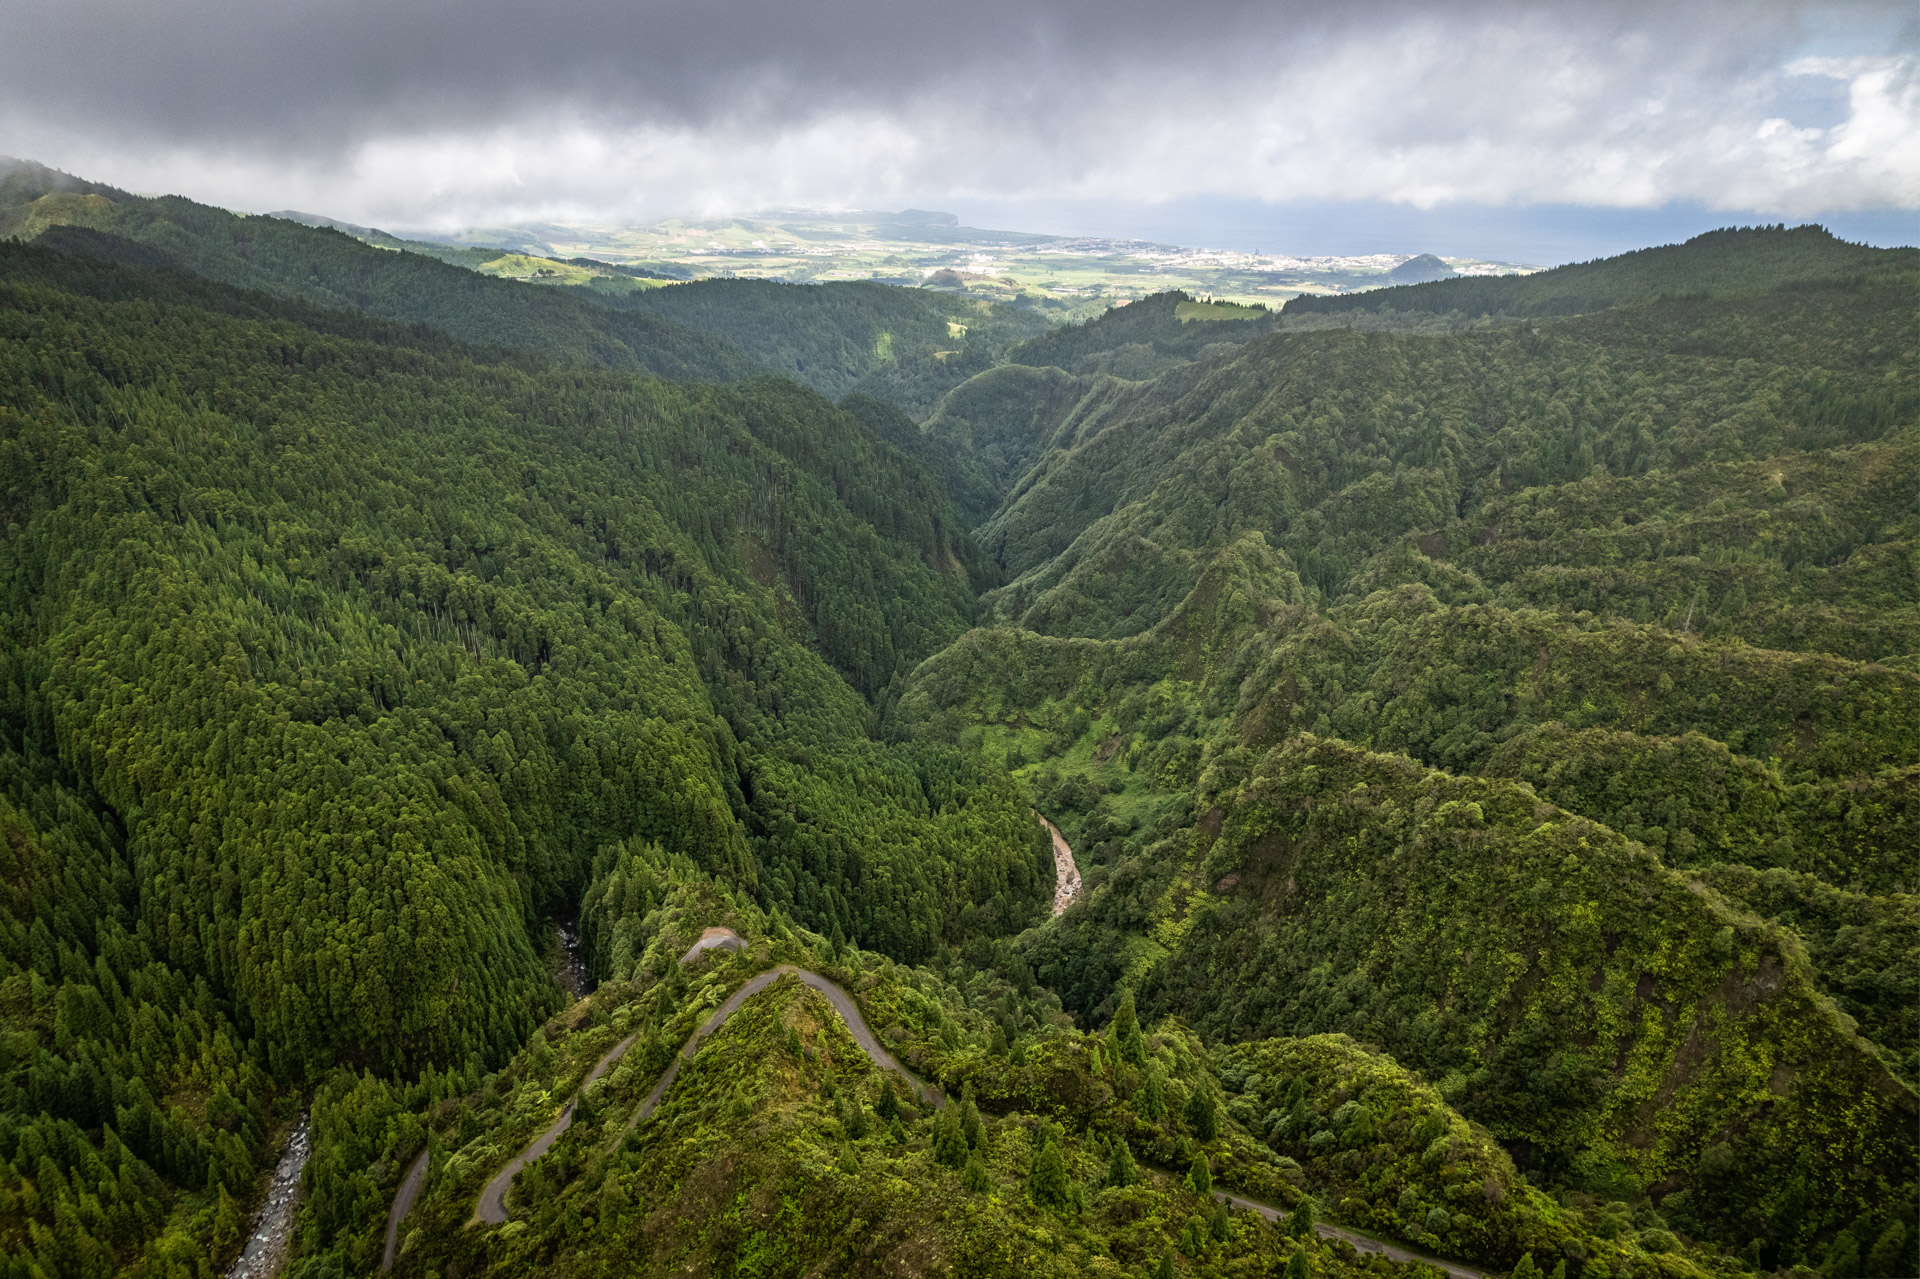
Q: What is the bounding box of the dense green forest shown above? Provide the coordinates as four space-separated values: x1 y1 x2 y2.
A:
0 236 1048 1274
0 165 1912 1279
897 226 1916 1273
0 161 1048 410
607 277 1054 416
1004 291 1280 381
0 163 757 384
308 860 1758 1279
1282 226 1915 320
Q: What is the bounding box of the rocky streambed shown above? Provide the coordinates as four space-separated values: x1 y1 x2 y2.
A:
225 1116 309 1279
1039 815 1081 915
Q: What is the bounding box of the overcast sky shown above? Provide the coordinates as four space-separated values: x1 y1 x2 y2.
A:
4 1 1915 259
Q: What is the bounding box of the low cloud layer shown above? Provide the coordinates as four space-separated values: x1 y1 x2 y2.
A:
4 0 1914 229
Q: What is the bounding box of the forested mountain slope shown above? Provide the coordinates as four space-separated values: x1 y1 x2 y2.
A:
0 237 1049 1273
845 292 1286 522
0 160 756 382
320 852 1751 1279
1006 290 1280 380
253 194 1058 416
609 276 1053 416
1283 224 1916 320
2 182 1912 1279
898 227 1918 1272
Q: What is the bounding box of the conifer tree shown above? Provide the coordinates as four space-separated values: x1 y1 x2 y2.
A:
213 1184 241 1256
1185 1082 1220 1141
1285 1242 1310 1279
1140 1068 1168 1121
1110 987 1146 1066
1186 1153 1212 1196
932 1106 967 1168
1107 1135 1137 1188
1867 1221 1911 1279
959 1083 985 1150
1029 1130 1070 1210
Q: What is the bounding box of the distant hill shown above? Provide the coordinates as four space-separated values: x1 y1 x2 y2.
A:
608 276 1052 415
0 155 129 206
1285 223 1918 319
0 160 756 381
260 196 1053 414
1006 289 1279 378
267 208 414 247
888 208 960 226
1383 252 1457 285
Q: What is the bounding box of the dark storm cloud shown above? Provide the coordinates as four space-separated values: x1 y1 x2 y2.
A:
0 2 1805 136
3 0 1914 225
14 0 1319 139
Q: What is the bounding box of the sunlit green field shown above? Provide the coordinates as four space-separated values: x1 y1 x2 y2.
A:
409 209 1534 313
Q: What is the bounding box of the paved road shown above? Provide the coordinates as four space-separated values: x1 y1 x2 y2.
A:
607 963 942 1149
459 926 939 1232
467 1026 643 1226
391 921 1480 1279
1213 1191 1485 1279
380 1150 429 1272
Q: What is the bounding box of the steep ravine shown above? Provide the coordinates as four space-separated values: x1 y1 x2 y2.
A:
1040 815 1081 915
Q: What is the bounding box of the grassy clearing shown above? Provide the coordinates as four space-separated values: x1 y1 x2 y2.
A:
1175 300 1267 323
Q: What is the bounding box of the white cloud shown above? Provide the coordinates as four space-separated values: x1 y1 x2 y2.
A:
1 3 1913 225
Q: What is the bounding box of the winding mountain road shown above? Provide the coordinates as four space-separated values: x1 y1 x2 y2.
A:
467 1024 643 1226
437 928 939 1234
604 962 943 1152
379 1151 429 1272
385 924 1475 1279
382 1018 646 1263
1213 1191 1485 1279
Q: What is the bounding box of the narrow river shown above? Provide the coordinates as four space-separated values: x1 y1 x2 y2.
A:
224 1116 309 1279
